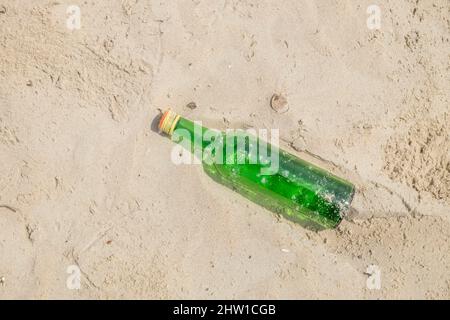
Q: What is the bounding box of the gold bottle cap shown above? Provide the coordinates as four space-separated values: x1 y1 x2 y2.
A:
158 109 180 136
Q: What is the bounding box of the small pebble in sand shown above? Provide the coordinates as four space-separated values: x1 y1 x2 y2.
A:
270 94 289 113
26 80 33 87
186 102 197 110
0 276 5 285
0 6 6 14
290 138 307 152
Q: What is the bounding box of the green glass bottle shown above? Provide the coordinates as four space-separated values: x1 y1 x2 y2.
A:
159 110 354 230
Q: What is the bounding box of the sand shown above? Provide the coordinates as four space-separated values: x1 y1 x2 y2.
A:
0 0 449 299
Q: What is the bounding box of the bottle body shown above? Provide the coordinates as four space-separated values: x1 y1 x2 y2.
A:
160 111 354 230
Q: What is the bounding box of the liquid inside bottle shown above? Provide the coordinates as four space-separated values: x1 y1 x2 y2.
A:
159 110 355 230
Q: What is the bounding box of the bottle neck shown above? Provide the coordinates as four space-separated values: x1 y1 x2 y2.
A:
158 110 212 152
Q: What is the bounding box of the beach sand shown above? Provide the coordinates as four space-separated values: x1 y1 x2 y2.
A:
0 0 449 299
